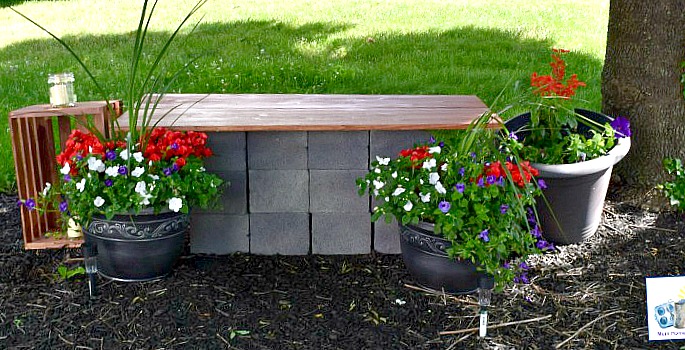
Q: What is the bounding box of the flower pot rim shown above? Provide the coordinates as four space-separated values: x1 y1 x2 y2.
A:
532 136 630 178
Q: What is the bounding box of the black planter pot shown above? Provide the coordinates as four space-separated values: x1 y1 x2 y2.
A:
505 109 630 244
85 210 189 282
399 222 489 294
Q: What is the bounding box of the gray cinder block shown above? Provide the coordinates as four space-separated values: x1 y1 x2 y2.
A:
311 212 371 255
309 170 369 213
247 132 307 169
204 132 247 172
308 131 369 170
249 170 309 212
189 213 249 254
369 130 432 164
373 220 401 254
250 213 310 255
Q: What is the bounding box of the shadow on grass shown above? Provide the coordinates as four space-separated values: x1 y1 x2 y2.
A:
0 20 603 190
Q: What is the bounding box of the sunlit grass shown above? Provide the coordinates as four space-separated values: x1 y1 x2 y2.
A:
0 0 608 192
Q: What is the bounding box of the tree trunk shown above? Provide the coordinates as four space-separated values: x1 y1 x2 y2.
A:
602 0 685 193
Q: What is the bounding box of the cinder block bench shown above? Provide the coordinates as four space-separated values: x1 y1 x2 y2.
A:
117 94 488 255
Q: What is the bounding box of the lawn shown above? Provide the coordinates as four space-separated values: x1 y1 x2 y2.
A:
0 0 609 192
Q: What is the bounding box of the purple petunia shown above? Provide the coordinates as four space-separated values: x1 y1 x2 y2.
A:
486 175 496 185
509 132 518 141
470 152 477 159
439 141 444 147
118 166 128 175
172 163 179 172
171 143 180 151
530 225 542 238
537 178 547 189
519 261 529 270
536 240 550 250
104 179 114 187
75 154 83 161
503 261 511 269
479 229 490 242
458 167 465 177
24 198 36 210
477 177 485 188
106 150 117 161
163 168 173 176
498 176 505 187
16 199 23 207
610 116 631 139
59 201 68 213
515 273 530 284
438 201 451 213
455 183 465 193
429 135 436 144
500 204 509 214
63 174 71 182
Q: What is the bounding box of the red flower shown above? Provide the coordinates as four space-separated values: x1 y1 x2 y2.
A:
399 146 432 162
531 51 586 98
175 157 187 168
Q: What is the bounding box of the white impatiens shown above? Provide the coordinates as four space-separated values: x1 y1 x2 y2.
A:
105 166 119 177
119 149 129 160
403 201 413 211
435 181 447 194
373 180 385 190
391 171 398 179
392 187 406 196
441 163 448 171
87 157 105 172
133 152 144 163
168 197 183 212
93 196 105 207
60 162 71 175
131 167 145 178
76 178 86 192
42 182 51 196
429 172 440 185
419 192 431 203
428 146 441 154
376 156 391 165
135 181 147 195
422 158 437 170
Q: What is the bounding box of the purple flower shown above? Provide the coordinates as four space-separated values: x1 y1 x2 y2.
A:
498 176 505 187
479 229 489 242
470 152 477 159
171 143 180 151
439 142 444 147
24 198 36 210
477 177 485 188
104 179 114 187
458 167 465 177
503 261 511 269
106 150 117 160
438 201 451 213
531 225 542 238
610 116 631 138
163 168 173 176
500 204 509 214
486 175 496 185
509 132 518 141
519 261 529 270
63 174 71 182
527 213 537 225
536 240 550 250
118 166 128 175
429 135 436 144
75 154 83 161
172 163 179 172
59 201 68 213
455 183 465 193
518 273 530 284
537 178 547 189
16 199 23 207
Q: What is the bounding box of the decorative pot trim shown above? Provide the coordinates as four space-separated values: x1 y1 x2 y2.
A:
400 223 450 257
88 212 189 240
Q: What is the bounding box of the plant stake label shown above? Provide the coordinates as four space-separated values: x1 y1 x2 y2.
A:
646 276 685 340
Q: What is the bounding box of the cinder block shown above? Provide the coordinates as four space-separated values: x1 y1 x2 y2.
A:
369 130 432 164
189 213 249 254
249 170 309 212
195 171 247 214
310 170 369 213
247 132 307 169
204 132 246 172
308 131 369 170
250 213 310 255
374 220 401 254
312 213 371 254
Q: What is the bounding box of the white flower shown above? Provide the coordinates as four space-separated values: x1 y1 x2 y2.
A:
420 179 424 185
148 174 160 180
376 156 390 165
135 181 147 195
429 172 440 185
384 197 390 202
420 192 431 203
42 182 51 196
392 187 406 196
428 146 441 154
131 167 145 178
374 168 381 174
394 298 406 306
391 171 397 179
120 149 129 160
59 162 70 175
87 157 105 172
422 158 436 170
441 163 448 171
93 196 105 207
140 193 153 206
403 201 413 211
76 178 86 192
105 166 119 177
435 181 446 194
168 197 183 212
373 180 385 190
198 167 206 172
133 152 144 163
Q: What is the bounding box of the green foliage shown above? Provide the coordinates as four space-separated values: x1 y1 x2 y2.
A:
659 158 685 210
56 265 85 280
358 113 551 289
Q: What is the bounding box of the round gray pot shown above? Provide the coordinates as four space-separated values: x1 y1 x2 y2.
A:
505 110 631 245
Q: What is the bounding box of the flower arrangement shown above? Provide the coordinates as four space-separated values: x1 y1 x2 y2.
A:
514 49 631 164
357 116 553 289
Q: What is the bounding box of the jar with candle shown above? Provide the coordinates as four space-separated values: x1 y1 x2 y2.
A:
48 72 76 107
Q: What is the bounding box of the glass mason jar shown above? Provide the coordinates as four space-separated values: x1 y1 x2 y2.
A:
48 72 76 107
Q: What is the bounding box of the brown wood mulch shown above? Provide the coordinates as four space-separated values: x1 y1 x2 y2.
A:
0 191 683 349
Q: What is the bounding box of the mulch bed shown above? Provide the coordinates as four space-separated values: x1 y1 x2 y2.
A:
1 191 684 349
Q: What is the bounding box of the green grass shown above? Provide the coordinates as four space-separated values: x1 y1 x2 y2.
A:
0 0 609 193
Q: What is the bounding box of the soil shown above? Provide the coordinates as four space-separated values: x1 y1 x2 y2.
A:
1 190 684 350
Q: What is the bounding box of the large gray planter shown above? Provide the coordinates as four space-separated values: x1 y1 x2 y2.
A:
505 109 631 244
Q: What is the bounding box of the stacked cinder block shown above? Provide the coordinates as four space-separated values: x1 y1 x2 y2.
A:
191 130 430 256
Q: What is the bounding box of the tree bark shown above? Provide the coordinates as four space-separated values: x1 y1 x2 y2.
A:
602 0 685 191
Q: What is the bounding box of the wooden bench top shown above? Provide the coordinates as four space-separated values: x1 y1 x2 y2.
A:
116 94 489 131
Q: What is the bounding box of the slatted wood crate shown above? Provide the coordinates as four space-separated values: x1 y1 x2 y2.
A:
9 101 120 249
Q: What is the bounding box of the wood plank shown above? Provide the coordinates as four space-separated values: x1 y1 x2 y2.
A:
117 94 490 131
25 237 83 250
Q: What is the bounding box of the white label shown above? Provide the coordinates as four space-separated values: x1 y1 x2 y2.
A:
479 311 488 338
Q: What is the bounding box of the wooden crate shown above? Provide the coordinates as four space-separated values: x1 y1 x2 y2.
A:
9 101 120 249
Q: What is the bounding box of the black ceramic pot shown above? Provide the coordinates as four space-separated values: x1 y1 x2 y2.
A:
399 222 488 294
85 209 189 282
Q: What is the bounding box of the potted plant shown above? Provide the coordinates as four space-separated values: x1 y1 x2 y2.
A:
504 49 631 245
14 0 225 281
357 114 553 293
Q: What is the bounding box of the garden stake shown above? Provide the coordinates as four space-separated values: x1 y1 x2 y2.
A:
477 276 495 338
83 241 98 298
